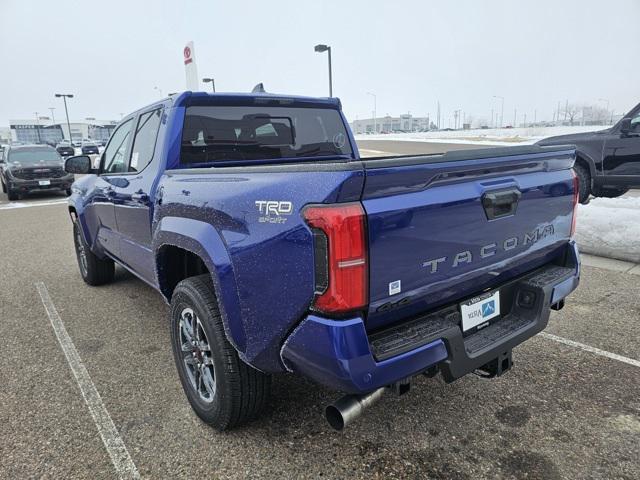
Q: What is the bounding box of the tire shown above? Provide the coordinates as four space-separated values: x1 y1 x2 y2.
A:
573 162 591 204
7 189 18 201
73 222 114 285
65 188 72 196
170 274 271 431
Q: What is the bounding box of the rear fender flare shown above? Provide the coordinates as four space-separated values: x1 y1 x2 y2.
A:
153 216 247 355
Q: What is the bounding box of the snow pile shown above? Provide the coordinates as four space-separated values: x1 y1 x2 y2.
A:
575 196 640 263
355 125 610 146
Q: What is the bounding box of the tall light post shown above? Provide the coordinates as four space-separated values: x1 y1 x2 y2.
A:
314 44 332 97
55 94 74 143
49 107 56 124
366 92 377 133
202 77 216 92
598 98 610 124
493 95 504 128
34 112 42 143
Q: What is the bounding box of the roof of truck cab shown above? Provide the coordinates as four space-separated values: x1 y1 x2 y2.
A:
171 91 341 109
119 91 343 125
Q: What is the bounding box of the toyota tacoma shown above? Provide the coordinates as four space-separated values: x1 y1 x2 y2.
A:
64 91 580 431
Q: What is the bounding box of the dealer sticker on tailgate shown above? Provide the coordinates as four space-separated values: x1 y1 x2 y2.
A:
460 290 501 332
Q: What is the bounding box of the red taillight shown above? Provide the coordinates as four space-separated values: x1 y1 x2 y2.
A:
570 171 579 237
303 202 368 315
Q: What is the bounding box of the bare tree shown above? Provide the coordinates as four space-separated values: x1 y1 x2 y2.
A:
561 103 581 126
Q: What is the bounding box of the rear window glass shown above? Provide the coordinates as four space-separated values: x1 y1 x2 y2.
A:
180 105 352 165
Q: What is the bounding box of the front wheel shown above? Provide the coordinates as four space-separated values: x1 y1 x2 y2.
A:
573 163 591 204
73 222 114 285
170 274 271 431
65 188 72 196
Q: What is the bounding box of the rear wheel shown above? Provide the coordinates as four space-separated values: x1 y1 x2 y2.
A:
170 274 271 431
73 222 114 285
573 162 591 204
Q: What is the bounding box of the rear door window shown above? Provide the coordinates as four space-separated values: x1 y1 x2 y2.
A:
180 105 353 165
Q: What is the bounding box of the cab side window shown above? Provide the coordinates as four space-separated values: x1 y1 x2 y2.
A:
103 119 133 174
129 109 162 172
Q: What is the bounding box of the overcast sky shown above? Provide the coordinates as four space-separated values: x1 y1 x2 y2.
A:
1 0 638 126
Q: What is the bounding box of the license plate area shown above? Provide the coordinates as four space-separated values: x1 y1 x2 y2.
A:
38 180 51 186
460 290 501 334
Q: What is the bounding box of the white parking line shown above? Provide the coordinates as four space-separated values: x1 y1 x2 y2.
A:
540 332 640 368
0 199 68 210
35 282 140 480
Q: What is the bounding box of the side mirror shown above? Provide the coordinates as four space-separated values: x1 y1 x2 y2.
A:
65 155 92 174
620 117 632 135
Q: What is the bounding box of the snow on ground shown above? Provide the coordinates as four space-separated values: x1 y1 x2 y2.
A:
575 195 640 263
355 125 610 146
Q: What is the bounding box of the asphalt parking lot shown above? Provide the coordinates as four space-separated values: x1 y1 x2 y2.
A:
1 142 639 479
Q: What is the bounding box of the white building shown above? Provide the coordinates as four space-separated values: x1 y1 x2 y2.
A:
350 113 432 134
9 118 118 144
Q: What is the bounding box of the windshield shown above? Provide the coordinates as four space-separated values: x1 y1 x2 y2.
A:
181 105 353 165
8 148 61 165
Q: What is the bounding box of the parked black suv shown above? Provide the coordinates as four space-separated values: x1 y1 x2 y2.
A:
537 101 640 203
0 145 74 200
56 141 75 157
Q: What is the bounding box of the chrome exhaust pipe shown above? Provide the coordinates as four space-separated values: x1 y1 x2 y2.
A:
325 387 386 431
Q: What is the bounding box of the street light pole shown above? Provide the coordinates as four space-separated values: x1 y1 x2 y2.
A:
314 44 333 97
493 95 504 128
34 112 42 143
49 107 56 124
202 78 216 92
366 92 377 133
55 94 74 143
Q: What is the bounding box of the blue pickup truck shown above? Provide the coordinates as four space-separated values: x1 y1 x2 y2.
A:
64 91 580 431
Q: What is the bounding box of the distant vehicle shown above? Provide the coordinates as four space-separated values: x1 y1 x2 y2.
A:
56 141 76 157
71 139 83 147
537 101 640 203
0 144 74 200
63 91 579 431
480 126 490 129
505 125 514 129
80 140 100 155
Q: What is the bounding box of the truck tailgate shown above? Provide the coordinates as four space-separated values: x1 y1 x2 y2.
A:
361 146 576 331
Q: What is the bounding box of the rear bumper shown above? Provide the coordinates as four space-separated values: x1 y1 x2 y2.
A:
281 241 580 394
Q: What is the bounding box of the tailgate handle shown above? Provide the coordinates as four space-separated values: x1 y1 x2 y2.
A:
482 189 521 220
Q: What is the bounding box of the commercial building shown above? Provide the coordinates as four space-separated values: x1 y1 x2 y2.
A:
9 119 118 145
350 113 433 134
